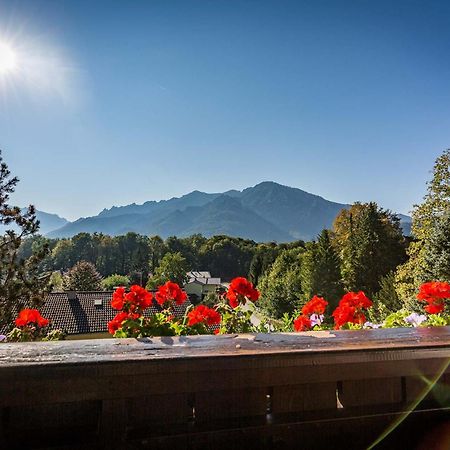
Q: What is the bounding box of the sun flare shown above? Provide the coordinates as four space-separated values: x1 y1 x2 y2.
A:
0 42 17 74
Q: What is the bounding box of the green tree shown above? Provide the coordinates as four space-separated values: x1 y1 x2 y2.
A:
115 233 151 283
95 234 121 276
248 243 280 286
0 151 50 328
424 213 450 282
49 271 64 291
148 235 167 273
199 236 256 280
62 261 103 291
396 149 450 307
51 239 75 271
300 230 343 311
101 274 131 291
146 252 189 289
332 202 406 296
258 248 304 318
71 233 96 264
369 272 403 322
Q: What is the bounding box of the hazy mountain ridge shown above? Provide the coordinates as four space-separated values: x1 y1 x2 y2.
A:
0 209 68 235
46 182 412 241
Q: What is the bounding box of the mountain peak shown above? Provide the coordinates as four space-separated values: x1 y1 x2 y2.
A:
45 182 411 241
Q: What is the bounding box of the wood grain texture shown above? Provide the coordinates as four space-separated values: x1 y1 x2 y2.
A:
0 327 449 449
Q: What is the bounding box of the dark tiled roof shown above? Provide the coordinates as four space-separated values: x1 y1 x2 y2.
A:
8 291 192 335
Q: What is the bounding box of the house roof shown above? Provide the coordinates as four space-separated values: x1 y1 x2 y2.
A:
4 291 191 336
187 277 222 286
187 271 211 279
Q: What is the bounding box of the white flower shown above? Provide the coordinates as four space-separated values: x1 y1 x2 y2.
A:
404 313 427 327
310 314 324 327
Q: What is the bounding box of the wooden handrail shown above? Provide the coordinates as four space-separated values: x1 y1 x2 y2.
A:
1 327 449 449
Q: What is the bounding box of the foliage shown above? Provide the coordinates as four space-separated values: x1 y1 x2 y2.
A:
62 261 103 291
202 291 220 307
0 151 51 329
424 213 450 282
101 274 131 291
49 271 64 291
396 149 450 309
149 235 167 273
300 230 343 312
146 252 188 289
382 309 412 328
258 248 304 318
332 202 407 296
198 236 256 281
248 243 281 286
6 309 64 342
368 272 402 322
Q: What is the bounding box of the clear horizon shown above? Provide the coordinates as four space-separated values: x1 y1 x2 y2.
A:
1 0 449 220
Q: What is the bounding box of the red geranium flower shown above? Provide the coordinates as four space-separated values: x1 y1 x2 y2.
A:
332 304 366 329
15 309 49 328
302 295 328 316
424 301 445 315
418 282 450 315
418 281 450 301
294 315 311 332
332 291 372 329
340 291 372 309
155 281 187 306
187 305 221 327
107 311 139 335
111 285 153 313
111 286 126 310
226 277 260 308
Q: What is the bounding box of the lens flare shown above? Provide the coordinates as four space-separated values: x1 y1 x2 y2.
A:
0 42 17 74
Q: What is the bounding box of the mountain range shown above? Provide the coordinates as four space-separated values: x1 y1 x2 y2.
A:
40 182 411 241
0 209 68 236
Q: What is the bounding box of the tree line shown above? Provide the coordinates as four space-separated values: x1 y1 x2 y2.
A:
3 148 450 328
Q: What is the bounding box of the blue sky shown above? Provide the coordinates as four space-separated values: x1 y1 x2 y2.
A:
0 0 449 220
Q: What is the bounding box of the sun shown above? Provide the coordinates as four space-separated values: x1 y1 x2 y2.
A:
0 42 17 75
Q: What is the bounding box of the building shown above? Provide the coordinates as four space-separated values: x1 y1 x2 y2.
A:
5 291 191 338
184 271 224 301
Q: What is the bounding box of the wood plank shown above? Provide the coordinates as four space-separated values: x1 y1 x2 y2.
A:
272 382 337 413
340 377 403 407
195 388 268 421
0 327 449 369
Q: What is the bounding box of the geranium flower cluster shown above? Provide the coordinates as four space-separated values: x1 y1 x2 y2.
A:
294 296 328 331
226 277 260 308
332 291 373 329
187 305 221 327
417 281 450 314
155 281 188 307
111 285 153 313
108 282 199 337
294 292 373 332
109 285 154 335
15 309 49 328
5 309 61 342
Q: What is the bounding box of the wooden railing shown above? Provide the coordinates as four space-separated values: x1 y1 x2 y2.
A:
1 327 449 449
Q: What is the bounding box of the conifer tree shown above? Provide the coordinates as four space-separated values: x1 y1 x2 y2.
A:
0 151 50 328
300 230 343 311
62 261 103 291
333 202 406 296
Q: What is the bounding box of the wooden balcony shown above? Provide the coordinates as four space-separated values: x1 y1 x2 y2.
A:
1 327 449 449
